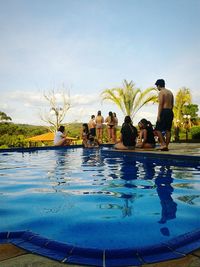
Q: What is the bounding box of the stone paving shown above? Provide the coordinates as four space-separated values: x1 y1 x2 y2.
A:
1 143 200 267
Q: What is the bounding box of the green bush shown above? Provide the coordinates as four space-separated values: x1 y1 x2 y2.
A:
190 126 200 140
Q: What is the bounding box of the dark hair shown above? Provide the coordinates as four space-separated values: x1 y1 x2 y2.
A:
139 119 153 129
91 115 95 119
97 110 101 115
108 111 114 123
58 125 65 132
83 123 89 131
124 115 132 124
155 79 165 87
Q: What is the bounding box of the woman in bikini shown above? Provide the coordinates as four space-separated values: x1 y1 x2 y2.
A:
105 111 115 143
95 111 104 143
136 119 156 148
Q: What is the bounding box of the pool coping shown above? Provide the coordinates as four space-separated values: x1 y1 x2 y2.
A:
0 229 200 266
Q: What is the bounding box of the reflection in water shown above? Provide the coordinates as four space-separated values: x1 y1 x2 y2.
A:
155 167 177 224
82 148 102 166
99 159 157 218
155 166 177 236
48 150 200 226
48 149 83 193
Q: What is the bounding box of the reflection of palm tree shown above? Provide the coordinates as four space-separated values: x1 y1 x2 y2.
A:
155 167 177 225
101 80 157 119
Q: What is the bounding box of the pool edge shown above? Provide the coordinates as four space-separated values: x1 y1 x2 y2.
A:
1 229 200 266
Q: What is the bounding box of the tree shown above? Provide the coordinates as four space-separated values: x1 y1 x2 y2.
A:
0 111 12 122
183 104 199 126
182 104 199 119
101 80 158 119
173 87 192 126
40 89 70 132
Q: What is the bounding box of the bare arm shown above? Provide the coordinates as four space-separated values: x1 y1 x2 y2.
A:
157 91 164 121
61 133 66 138
142 129 148 144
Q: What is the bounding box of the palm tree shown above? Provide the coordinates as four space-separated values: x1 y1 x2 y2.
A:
173 87 192 127
101 80 158 119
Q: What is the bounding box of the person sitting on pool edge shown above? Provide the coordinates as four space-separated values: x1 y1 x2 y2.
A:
54 125 68 146
84 134 99 148
114 115 138 150
136 118 156 149
81 123 90 147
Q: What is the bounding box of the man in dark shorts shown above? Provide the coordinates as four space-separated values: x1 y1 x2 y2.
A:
155 79 174 151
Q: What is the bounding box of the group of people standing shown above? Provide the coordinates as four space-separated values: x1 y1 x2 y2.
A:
81 110 118 147
55 79 174 151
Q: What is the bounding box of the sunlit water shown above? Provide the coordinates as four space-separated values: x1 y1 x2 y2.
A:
0 148 200 249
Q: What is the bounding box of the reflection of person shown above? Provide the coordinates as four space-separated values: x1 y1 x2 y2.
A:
54 126 68 146
114 116 138 150
88 115 96 137
155 79 174 151
155 167 177 224
95 110 104 143
136 119 156 148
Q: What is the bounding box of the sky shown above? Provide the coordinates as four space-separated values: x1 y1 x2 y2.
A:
0 0 200 126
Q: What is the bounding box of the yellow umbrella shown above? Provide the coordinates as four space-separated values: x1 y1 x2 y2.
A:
26 132 77 144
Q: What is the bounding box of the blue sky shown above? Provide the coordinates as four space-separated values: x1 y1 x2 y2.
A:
0 0 200 126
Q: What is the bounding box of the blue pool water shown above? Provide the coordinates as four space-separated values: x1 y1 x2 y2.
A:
0 147 200 251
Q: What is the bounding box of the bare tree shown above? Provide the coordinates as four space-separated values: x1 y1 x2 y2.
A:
40 89 70 132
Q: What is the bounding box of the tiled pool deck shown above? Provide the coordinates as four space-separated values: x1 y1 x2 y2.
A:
0 142 200 267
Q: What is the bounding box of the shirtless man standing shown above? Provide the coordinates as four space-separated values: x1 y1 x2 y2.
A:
155 79 174 151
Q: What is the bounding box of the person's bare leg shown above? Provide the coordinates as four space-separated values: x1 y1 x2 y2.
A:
114 142 129 150
156 131 166 147
97 129 100 143
107 127 111 142
111 128 115 143
165 131 171 148
100 129 103 143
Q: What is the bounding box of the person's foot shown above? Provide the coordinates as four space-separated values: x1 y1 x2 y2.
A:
160 146 169 151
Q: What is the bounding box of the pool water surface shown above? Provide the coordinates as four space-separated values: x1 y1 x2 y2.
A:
0 147 200 251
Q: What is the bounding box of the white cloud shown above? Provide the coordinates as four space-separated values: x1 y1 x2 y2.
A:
71 94 99 106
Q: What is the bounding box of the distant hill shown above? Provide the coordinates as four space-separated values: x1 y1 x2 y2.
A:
0 122 84 148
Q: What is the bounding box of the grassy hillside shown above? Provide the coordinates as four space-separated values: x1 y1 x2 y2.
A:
0 122 85 148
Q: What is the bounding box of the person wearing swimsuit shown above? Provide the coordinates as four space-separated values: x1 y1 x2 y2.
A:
88 115 96 137
114 116 138 150
105 111 116 143
136 119 156 148
155 79 174 151
95 111 104 143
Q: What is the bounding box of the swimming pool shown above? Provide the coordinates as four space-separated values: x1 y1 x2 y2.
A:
0 146 200 266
